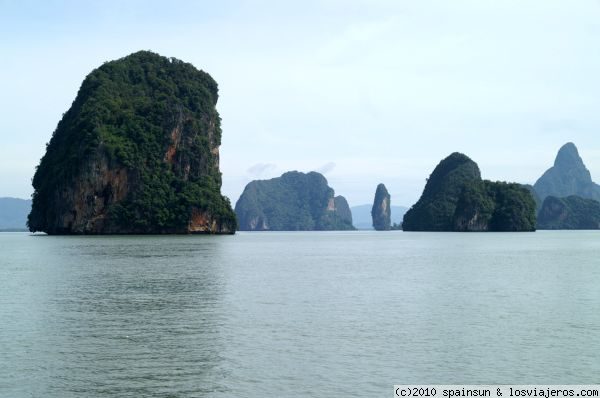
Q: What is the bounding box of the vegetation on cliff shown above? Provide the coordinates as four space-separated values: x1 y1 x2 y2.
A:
234 171 354 231
537 195 600 229
521 184 542 213
402 153 536 231
371 183 391 230
28 51 236 234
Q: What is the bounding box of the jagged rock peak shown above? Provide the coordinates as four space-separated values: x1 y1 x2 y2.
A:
533 142 600 202
371 183 391 231
554 142 586 170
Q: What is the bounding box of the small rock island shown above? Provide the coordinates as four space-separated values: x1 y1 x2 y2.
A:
402 152 536 232
235 171 354 231
28 51 237 234
371 183 391 230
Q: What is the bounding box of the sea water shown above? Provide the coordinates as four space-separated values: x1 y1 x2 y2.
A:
1 231 600 397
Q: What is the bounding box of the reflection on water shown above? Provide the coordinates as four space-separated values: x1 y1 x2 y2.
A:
1 235 229 397
2 231 600 397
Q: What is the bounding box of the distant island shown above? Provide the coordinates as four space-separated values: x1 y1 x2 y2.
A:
402 152 536 232
529 142 600 229
0 198 31 231
533 142 600 203
235 171 354 231
538 195 600 229
28 51 236 234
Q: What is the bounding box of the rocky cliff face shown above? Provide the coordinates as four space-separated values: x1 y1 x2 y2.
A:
371 183 391 230
333 196 353 223
537 195 600 229
234 171 355 231
402 152 536 232
533 142 600 202
28 51 236 234
40 153 131 234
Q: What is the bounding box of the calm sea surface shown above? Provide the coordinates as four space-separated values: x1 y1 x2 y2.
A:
2 231 600 397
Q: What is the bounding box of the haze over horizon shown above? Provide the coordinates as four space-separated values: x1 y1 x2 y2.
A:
3 0 600 207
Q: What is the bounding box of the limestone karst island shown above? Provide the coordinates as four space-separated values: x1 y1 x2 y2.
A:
402 152 537 232
28 51 236 234
235 171 354 231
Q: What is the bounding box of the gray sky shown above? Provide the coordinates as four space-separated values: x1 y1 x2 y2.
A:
2 0 600 207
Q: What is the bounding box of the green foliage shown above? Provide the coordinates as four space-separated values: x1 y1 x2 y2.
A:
235 171 355 231
521 184 542 213
402 153 482 231
484 181 536 231
452 180 495 231
28 51 236 233
538 195 600 229
403 152 536 232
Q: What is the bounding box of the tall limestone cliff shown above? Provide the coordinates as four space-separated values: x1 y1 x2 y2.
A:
28 51 236 234
371 183 391 230
333 196 353 227
234 171 355 231
402 153 536 232
533 142 600 202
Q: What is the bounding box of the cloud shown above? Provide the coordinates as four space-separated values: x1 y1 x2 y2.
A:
246 162 277 176
315 162 336 174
